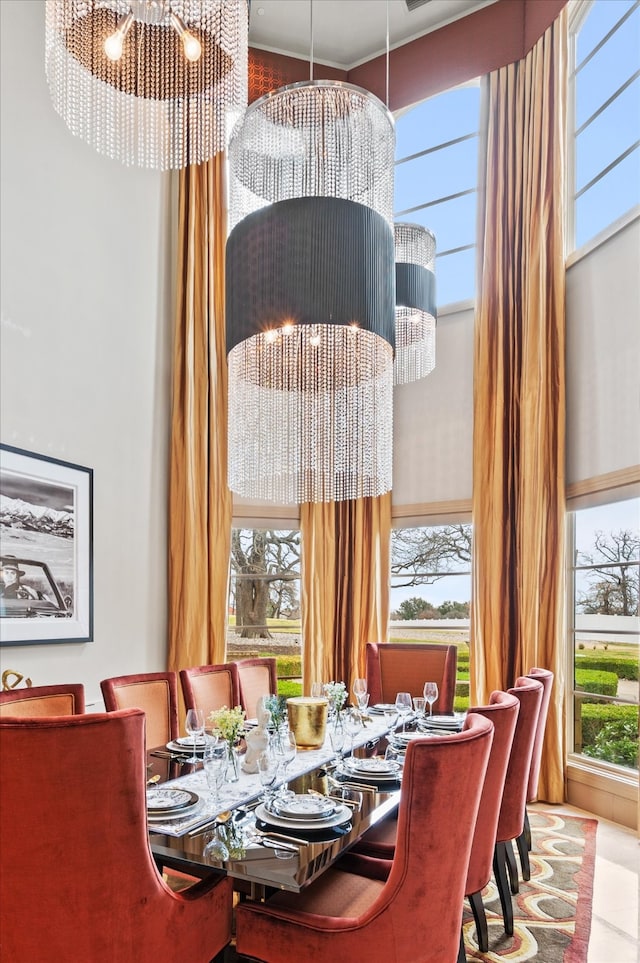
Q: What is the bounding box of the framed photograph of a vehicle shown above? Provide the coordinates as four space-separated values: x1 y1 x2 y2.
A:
0 444 93 646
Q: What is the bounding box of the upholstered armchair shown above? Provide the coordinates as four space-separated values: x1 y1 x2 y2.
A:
180 662 241 717
0 682 85 716
492 676 543 935
100 671 179 749
236 657 278 717
235 714 494 963
0 709 232 962
365 641 457 713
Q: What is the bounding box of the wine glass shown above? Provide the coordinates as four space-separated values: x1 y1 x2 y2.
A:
413 696 426 720
277 729 297 801
353 677 368 711
203 743 227 809
329 726 345 767
394 692 412 733
383 705 399 733
257 748 279 806
423 682 439 718
185 708 205 763
343 707 362 761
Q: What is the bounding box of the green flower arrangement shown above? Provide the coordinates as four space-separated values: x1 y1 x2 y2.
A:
209 705 246 745
264 694 287 730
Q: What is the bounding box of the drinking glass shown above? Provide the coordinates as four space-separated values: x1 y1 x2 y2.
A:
423 682 439 717
353 677 368 709
185 708 205 763
203 743 227 809
257 748 279 805
343 707 362 759
413 696 426 720
310 682 324 699
394 692 412 733
329 727 345 767
277 729 297 801
383 706 399 733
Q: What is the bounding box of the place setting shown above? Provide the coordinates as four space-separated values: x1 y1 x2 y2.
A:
335 754 402 785
253 791 353 842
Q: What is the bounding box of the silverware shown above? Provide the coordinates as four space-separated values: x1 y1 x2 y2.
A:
187 810 232 837
252 828 308 846
328 775 376 793
251 836 300 853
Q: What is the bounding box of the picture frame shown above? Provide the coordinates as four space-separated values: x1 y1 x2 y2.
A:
0 444 93 646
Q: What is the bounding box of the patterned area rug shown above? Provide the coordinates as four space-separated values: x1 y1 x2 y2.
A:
462 811 597 963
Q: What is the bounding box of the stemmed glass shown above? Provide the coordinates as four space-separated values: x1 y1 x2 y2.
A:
257 748 279 806
185 708 205 763
329 727 345 767
203 743 227 810
353 678 369 711
395 692 412 733
383 705 399 734
423 682 439 718
277 729 297 801
343 707 362 761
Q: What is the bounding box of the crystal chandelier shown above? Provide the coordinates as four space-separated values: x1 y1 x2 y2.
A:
226 81 396 504
45 0 248 170
394 222 437 385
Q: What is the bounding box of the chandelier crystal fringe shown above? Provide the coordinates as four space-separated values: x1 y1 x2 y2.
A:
45 0 248 170
394 222 437 385
226 81 396 504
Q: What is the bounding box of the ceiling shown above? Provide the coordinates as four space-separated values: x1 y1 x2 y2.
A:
248 0 498 70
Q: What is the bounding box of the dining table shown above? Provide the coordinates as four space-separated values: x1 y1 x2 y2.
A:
147 713 404 897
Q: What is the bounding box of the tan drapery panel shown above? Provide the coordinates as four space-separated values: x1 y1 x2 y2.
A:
471 10 567 802
301 494 391 695
168 156 232 673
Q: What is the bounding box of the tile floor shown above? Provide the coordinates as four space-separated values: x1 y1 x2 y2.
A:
530 803 639 963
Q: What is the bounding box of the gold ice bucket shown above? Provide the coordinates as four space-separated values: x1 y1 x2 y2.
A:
286 697 329 750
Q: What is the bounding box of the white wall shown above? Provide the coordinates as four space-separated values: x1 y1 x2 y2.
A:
0 1 174 707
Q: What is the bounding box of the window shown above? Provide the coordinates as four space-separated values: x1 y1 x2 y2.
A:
570 0 640 250
227 530 302 690
568 497 639 773
390 523 472 709
394 84 480 306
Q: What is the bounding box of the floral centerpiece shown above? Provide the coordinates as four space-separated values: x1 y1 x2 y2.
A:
263 694 287 751
323 681 347 728
209 705 246 781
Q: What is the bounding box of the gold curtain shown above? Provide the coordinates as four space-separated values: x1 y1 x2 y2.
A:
168 156 232 673
301 494 391 696
471 10 568 801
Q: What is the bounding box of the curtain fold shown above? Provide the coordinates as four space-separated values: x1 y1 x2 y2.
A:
168 156 232 673
301 494 391 696
471 10 568 801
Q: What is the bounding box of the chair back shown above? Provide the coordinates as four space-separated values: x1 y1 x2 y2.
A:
100 672 178 749
0 709 232 961
525 667 554 802
180 663 241 717
0 683 85 717
366 642 457 713
496 677 544 843
465 690 520 896
236 657 277 717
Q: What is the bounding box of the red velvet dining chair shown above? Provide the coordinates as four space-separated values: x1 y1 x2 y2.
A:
180 662 241 718
492 676 543 937
235 714 494 963
0 682 85 716
236 657 278 717
365 641 458 714
0 709 233 962
100 671 179 750
512 667 555 882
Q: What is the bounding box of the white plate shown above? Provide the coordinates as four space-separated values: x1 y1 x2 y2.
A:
166 738 214 754
175 735 215 747
147 800 202 822
336 764 400 783
147 787 199 812
370 703 397 712
255 801 351 831
389 731 427 745
271 794 336 819
421 715 464 730
344 757 401 776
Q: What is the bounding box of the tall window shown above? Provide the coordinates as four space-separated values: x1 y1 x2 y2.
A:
390 524 472 709
569 498 639 773
394 83 480 306
570 0 640 250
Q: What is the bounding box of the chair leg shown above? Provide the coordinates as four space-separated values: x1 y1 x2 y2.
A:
469 891 489 953
524 808 532 850
493 841 515 936
516 827 531 880
505 838 520 893
457 927 467 963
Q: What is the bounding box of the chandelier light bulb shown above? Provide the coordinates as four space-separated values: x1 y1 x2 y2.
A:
103 11 133 62
182 31 202 61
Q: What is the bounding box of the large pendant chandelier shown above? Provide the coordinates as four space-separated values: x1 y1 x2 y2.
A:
226 81 396 505
45 0 248 169
394 222 437 385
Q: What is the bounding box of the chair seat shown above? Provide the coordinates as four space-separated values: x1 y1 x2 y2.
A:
269 867 385 918
352 813 397 859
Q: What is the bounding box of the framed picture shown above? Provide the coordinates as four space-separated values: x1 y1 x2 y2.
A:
0 444 93 646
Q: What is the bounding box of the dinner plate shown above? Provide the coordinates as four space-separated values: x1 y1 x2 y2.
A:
336 764 400 783
343 757 401 776
175 735 216 747
147 800 202 822
255 801 352 831
420 714 465 731
369 703 397 713
146 787 199 813
270 794 336 820
166 738 214 754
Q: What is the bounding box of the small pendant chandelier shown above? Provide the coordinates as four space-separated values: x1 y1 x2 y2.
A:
394 222 437 385
225 80 396 504
45 0 248 169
